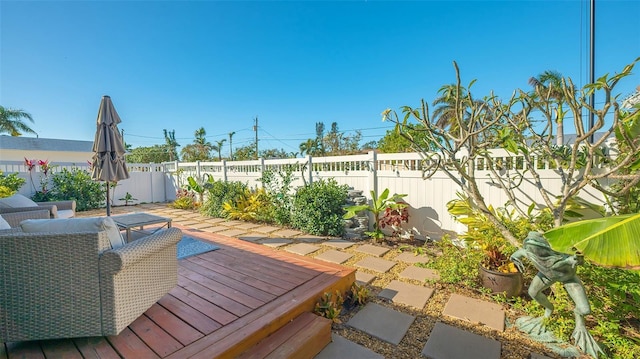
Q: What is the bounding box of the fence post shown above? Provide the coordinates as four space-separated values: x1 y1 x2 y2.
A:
149 163 154 203
221 160 228 182
259 158 265 188
196 161 201 180
306 155 313 185
368 150 377 196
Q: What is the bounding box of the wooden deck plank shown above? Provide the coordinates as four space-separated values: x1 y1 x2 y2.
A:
180 259 277 302
74 337 121 359
237 312 317 359
40 339 83 358
144 304 204 346
129 314 183 357
212 246 319 281
194 251 307 289
178 276 253 317
167 286 237 326
4 342 45 358
166 268 354 359
265 314 331 359
157 293 224 333
186 256 289 296
106 327 160 359
178 266 266 309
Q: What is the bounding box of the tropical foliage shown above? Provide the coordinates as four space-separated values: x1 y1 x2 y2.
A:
0 106 36 136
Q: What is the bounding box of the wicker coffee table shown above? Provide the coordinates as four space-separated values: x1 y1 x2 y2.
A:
112 213 172 242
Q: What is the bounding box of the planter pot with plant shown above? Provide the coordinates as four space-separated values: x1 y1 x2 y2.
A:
447 193 524 297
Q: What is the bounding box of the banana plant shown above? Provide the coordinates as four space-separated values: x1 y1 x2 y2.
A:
544 212 640 270
344 188 407 241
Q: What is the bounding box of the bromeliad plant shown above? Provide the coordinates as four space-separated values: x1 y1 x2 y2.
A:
344 188 408 241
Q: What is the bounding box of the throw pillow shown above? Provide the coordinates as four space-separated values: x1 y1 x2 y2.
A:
20 217 126 249
0 215 10 229
0 194 38 209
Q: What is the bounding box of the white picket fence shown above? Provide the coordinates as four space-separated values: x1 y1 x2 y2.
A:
0 150 607 240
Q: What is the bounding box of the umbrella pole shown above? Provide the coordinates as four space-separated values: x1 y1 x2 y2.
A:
106 181 111 216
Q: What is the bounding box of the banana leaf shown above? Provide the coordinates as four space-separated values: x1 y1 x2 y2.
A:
544 213 640 269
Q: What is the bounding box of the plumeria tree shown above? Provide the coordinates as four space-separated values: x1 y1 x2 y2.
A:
383 57 640 246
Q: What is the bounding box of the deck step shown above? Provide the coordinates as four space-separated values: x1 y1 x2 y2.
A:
237 312 332 359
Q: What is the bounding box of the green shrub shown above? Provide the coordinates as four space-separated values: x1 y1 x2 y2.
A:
200 180 248 218
223 188 275 223
259 168 295 226
170 189 197 210
51 167 104 211
0 171 26 197
291 179 347 236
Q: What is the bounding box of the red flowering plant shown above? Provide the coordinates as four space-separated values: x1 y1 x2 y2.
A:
31 159 57 202
24 158 37 192
379 202 410 240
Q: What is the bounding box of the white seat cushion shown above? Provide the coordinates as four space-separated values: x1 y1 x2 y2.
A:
0 194 38 208
57 210 75 219
20 217 125 249
0 215 10 230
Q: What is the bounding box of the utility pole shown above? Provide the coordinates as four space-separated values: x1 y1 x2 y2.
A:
253 116 259 159
588 0 595 144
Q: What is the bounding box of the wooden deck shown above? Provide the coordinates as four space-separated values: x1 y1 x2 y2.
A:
1 225 355 359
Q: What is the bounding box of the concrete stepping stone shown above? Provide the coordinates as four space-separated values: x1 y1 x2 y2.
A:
354 257 396 273
285 243 320 256
296 234 326 243
315 250 353 264
205 217 227 224
271 229 303 238
235 222 262 230
252 225 282 234
355 271 376 285
237 233 267 242
322 239 355 249
347 303 415 345
217 229 248 238
201 225 231 233
442 293 505 332
378 280 435 309
422 322 501 359
175 220 199 226
355 244 389 257
188 222 214 230
315 334 384 359
260 238 293 248
223 220 246 227
399 266 440 282
395 251 430 264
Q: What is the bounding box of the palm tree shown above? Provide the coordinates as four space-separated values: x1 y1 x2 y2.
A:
529 70 571 146
228 132 235 160
0 106 36 136
163 129 180 161
431 84 468 130
212 139 226 161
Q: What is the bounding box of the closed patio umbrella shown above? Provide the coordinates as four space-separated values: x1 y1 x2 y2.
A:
91 95 130 216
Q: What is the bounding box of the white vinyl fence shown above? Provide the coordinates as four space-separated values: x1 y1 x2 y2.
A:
1 150 608 240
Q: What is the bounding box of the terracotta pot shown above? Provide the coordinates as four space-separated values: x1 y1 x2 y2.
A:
478 265 523 298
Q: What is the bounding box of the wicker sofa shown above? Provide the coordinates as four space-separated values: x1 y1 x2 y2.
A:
0 209 50 228
0 194 76 219
0 222 182 342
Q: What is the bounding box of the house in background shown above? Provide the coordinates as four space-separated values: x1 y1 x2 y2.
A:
0 136 93 165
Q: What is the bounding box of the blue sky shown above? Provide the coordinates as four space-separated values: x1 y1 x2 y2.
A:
2 0 639 157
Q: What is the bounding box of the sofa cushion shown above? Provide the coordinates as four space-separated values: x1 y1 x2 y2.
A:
20 217 126 249
0 194 38 209
57 209 75 219
0 215 10 230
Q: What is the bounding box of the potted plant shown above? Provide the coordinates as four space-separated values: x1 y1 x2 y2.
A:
343 188 408 242
447 193 523 297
